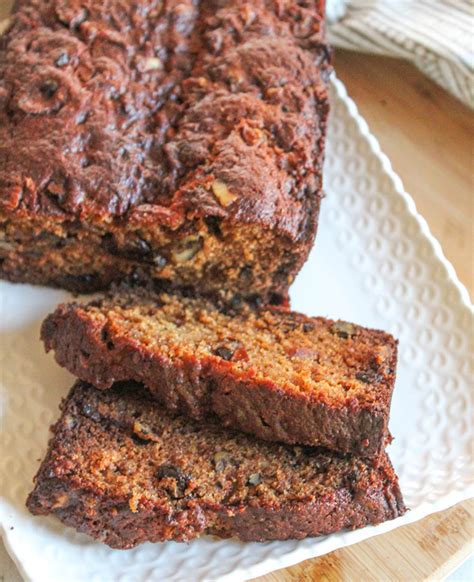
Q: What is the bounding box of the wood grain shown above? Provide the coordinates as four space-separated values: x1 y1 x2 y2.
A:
253 501 474 582
0 33 472 582
334 51 473 298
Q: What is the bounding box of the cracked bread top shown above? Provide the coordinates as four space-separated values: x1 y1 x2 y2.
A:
0 0 329 242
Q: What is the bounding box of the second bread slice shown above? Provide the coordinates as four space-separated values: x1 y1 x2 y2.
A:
42 289 398 456
27 381 405 548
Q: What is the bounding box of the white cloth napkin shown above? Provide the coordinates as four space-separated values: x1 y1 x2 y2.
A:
327 0 473 108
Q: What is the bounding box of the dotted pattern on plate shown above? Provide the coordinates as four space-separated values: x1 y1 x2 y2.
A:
0 78 473 582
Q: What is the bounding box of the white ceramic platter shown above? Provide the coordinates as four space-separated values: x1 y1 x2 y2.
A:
0 78 473 582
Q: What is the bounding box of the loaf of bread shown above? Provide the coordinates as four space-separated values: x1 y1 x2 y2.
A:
42 288 398 456
27 381 405 548
0 0 330 302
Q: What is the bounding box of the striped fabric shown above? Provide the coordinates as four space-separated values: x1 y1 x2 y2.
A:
327 0 473 108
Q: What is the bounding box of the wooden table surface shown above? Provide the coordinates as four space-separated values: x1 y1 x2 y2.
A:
0 49 472 582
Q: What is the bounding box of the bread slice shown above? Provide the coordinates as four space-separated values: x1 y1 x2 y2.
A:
42 289 398 457
0 0 329 303
27 381 405 549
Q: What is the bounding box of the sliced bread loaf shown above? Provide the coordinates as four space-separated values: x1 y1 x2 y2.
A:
42 289 398 456
27 381 405 548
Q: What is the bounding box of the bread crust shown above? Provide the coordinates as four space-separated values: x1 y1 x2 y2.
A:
0 0 330 299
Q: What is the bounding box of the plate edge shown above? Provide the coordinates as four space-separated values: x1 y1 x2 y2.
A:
330 76 473 310
1 76 473 582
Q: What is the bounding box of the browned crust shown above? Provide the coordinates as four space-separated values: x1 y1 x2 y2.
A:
0 0 330 297
27 481 404 548
41 299 398 457
26 382 406 549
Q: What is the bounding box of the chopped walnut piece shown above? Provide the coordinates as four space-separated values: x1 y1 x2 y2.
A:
330 321 356 339
144 57 162 71
211 180 237 207
51 493 69 509
133 421 160 442
171 235 203 263
247 473 262 486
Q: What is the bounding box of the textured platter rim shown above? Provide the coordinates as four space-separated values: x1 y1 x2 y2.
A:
1 493 474 582
0 75 473 582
